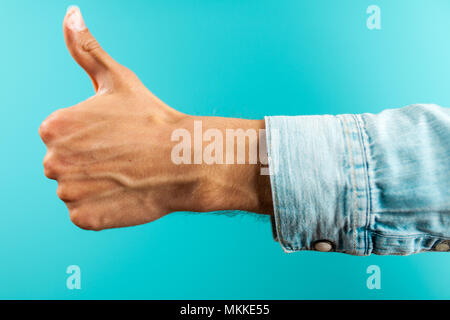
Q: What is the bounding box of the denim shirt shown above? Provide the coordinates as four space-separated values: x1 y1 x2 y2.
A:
265 104 450 255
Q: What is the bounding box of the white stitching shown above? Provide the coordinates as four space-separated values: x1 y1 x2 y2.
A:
373 208 450 213
341 116 359 254
265 117 292 252
354 114 372 255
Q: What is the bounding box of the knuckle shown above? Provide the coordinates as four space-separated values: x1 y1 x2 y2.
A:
69 209 103 231
39 119 55 142
81 37 101 53
89 224 103 232
43 154 59 179
44 167 56 179
69 209 88 229
56 184 79 202
39 111 64 142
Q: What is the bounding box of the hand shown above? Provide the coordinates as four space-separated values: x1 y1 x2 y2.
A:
39 7 272 231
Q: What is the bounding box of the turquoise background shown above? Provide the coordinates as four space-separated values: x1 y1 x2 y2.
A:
0 0 449 299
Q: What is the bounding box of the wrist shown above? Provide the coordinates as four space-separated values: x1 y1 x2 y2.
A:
167 115 273 215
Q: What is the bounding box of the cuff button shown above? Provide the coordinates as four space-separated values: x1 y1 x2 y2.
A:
313 240 334 252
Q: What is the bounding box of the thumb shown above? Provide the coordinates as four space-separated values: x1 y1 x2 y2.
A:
63 6 118 93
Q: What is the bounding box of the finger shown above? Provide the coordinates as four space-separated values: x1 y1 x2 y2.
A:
63 6 118 93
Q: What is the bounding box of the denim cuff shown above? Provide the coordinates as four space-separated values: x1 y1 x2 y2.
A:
265 114 370 255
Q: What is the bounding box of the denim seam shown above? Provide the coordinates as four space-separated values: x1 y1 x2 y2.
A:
340 116 359 255
370 231 450 240
265 117 293 252
368 231 444 255
371 246 436 254
371 249 427 255
372 208 450 213
354 114 372 255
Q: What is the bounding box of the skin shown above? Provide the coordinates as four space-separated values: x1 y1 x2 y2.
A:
39 7 273 231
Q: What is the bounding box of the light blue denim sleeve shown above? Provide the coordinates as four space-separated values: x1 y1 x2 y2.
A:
265 104 450 255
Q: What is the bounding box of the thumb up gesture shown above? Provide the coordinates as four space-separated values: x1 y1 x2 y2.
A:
39 7 271 231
